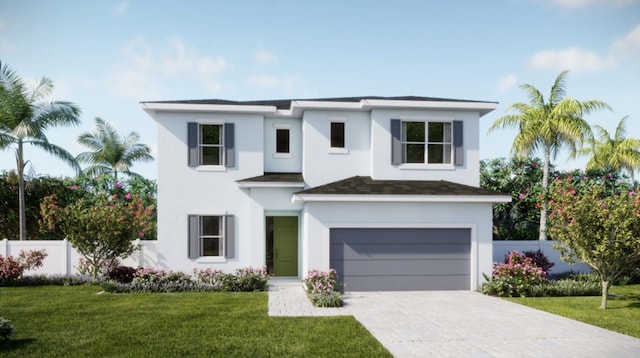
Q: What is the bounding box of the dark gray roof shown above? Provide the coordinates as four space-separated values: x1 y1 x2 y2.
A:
294 176 507 196
237 172 304 183
141 96 497 110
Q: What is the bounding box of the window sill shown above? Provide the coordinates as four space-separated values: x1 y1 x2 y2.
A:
399 163 455 170
273 153 292 159
328 147 349 154
195 165 227 172
195 257 227 263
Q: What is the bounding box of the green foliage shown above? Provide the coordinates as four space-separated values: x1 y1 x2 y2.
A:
76 117 154 179
0 250 47 286
505 285 640 338
480 157 546 240
0 317 15 340
310 291 344 308
527 278 600 297
0 286 391 357
548 176 640 308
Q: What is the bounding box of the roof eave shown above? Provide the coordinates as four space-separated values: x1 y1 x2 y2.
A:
292 194 512 204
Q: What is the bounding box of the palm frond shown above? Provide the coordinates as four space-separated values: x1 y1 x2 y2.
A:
28 140 81 174
614 116 629 140
549 70 569 105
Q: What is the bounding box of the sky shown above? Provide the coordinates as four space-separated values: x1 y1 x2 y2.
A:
1 0 639 180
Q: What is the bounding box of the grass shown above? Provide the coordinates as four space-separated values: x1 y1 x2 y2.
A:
0 286 391 357
505 284 640 338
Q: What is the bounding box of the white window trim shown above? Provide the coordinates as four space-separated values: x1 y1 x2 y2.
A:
399 116 454 167
273 122 292 157
198 215 225 258
198 121 225 167
328 117 348 154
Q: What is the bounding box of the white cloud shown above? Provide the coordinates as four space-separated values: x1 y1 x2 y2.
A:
248 74 281 88
255 50 279 65
497 75 519 92
527 47 616 72
114 0 129 16
543 0 637 8
109 36 230 99
612 24 640 60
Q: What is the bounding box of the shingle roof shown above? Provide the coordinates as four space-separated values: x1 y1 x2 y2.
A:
141 96 496 110
237 172 304 183
294 176 507 196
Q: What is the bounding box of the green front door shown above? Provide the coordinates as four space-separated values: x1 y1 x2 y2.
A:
273 216 298 276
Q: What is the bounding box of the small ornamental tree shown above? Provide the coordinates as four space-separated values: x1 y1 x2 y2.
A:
547 177 640 309
41 194 145 279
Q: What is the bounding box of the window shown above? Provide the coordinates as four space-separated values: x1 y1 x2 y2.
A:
401 121 451 164
391 119 463 166
200 125 223 165
188 122 235 167
330 122 345 148
276 129 290 153
188 215 234 258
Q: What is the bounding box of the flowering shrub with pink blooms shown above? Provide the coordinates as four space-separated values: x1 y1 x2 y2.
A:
0 249 47 285
482 251 545 297
303 269 343 307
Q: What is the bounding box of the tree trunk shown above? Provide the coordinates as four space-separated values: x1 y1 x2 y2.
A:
17 141 27 241
600 279 609 309
539 148 550 241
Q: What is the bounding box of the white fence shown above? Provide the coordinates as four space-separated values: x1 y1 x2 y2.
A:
0 239 158 276
2 239 589 277
493 240 591 274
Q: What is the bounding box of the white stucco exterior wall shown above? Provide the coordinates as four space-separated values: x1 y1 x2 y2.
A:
370 109 481 186
264 118 302 173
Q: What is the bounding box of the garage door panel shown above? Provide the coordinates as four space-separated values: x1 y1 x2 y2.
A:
331 259 470 276
330 228 469 245
342 275 469 291
329 228 471 291
331 243 469 260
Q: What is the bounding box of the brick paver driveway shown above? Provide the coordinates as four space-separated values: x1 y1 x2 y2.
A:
268 280 640 357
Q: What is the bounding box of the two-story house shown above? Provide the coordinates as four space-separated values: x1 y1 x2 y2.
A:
141 96 510 291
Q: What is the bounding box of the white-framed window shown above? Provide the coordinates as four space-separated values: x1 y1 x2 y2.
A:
330 122 345 148
401 121 452 164
199 124 223 165
188 122 235 168
188 215 235 259
276 129 290 153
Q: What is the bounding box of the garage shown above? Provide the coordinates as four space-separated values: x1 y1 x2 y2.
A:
330 228 471 291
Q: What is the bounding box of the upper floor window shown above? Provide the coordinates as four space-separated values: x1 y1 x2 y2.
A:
200 124 223 165
330 122 345 148
188 122 235 168
402 121 452 164
391 119 463 166
276 129 290 153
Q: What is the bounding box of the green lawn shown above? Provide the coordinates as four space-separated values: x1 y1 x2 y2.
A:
0 286 391 357
505 284 640 338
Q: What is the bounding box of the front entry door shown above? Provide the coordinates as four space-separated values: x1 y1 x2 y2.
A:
273 216 298 276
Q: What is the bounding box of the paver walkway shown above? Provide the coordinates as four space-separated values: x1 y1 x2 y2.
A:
268 278 640 357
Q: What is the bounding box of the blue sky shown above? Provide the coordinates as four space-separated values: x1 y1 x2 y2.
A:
1 0 639 180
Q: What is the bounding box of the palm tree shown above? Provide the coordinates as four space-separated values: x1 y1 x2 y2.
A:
76 117 153 179
0 61 81 241
574 116 640 179
488 70 610 240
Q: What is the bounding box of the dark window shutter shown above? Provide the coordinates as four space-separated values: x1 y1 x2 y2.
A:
453 121 463 166
188 122 199 167
225 123 235 167
225 215 235 258
188 215 200 258
390 119 401 165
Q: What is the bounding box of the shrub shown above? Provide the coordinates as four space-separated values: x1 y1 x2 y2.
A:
0 317 15 340
522 250 554 274
0 249 47 285
482 251 545 297
311 291 344 308
232 267 269 292
527 279 600 297
303 269 343 307
107 266 137 283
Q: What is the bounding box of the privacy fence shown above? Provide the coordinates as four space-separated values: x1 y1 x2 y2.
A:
2 239 590 276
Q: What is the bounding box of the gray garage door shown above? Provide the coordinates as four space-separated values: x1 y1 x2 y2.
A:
330 228 471 291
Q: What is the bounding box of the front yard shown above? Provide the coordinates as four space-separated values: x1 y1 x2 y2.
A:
505 284 640 338
0 286 391 357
